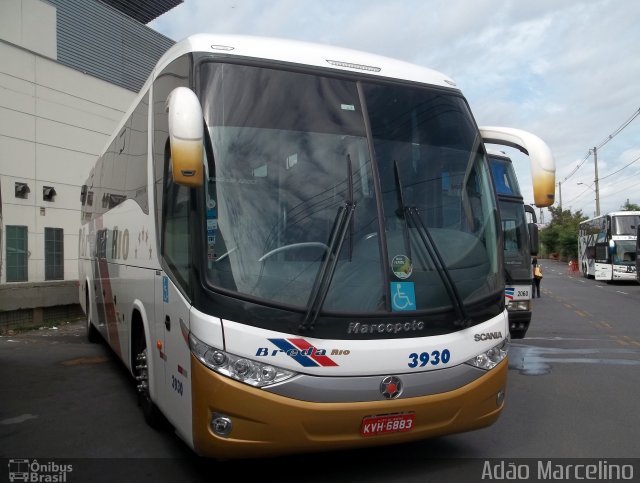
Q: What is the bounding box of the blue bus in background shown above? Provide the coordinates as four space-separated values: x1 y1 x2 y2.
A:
488 150 539 339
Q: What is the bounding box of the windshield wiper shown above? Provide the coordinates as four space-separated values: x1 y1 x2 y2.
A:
299 157 356 333
299 201 355 333
394 160 412 261
394 161 471 328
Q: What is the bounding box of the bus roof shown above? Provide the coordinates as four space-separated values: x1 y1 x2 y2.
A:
95 34 460 172
151 33 458 90
485 148 511 160
580 211 640 224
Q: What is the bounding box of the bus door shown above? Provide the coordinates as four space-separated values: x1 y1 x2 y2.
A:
594 239 611 280
155 273 192 438
155 178 193 438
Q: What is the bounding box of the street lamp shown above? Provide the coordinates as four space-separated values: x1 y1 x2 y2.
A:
577 182 600 216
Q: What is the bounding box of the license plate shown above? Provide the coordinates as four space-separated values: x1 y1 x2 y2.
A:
360 413 415 437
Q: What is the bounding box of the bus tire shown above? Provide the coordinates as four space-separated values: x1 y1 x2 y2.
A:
132 321 165 429
86 288 100 344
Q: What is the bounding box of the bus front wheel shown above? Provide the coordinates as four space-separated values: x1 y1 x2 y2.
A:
132 324 165 429
86 288 100 343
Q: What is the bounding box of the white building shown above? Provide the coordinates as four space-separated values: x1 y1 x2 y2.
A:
0 0 178 329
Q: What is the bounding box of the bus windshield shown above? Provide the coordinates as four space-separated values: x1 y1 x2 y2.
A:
613 214 640 236
200 62 501 319
490 157 522 197
612 240 636 264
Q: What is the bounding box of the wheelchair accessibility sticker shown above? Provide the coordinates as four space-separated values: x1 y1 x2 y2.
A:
162 276 169 303
391 282 416 311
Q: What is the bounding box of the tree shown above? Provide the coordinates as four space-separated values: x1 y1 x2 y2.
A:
540 206 587 261
620 199 640 211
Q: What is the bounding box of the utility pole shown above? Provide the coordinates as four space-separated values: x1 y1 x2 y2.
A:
593 146 600 216
558 181 562 210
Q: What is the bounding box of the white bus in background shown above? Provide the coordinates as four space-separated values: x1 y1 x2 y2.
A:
487 150 539 339
578 211 640 281
636 225 640 282
78 34 555 459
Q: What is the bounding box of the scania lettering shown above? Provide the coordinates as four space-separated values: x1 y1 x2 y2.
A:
78 34 555 458
474 332 504 342
487 150 540 339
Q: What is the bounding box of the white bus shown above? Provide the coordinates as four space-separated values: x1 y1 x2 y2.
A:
78 34 555 458
578 211 640 281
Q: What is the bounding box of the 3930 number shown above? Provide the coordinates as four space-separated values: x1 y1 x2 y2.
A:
407 349 451 368
171 375 183 396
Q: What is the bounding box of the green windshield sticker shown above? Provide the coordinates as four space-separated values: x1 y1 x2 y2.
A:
391 254 413 279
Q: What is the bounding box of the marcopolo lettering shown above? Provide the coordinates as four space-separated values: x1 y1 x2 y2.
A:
347 321 425 335
474 331 503 342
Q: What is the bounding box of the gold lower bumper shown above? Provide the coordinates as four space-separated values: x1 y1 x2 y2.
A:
192 355 507 459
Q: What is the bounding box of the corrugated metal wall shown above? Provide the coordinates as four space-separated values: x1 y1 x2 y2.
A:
49 0 175 93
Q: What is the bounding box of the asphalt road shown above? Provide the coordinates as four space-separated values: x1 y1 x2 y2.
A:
1 259 639 482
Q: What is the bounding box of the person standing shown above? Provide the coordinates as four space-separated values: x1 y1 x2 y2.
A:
532 257 542 298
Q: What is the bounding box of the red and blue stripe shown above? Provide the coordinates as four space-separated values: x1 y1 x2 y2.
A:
268 338 339 367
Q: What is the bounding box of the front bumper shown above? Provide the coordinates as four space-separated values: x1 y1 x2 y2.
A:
506 310 531 337
191 355 508 459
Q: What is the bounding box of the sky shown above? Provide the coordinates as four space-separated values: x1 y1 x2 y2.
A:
150 0 640 223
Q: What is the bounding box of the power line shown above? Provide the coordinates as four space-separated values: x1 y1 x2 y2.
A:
598 153 640 181
595 107 640 151
573 173 640 213
563 184 594 206
560 106 640 183
560 150 591 183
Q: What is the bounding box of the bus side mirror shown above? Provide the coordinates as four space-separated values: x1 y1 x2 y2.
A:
528 222 539 256
608 239 616 256
166 87 204 187
480 126 556 207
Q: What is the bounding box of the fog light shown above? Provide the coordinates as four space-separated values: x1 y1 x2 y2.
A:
496 389 505 406
211 413 232 437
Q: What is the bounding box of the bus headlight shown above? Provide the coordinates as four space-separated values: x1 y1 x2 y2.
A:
507 300 530 311
465 336 509 370
189 334 297 387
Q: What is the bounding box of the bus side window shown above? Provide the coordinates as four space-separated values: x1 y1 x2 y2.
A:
152 54 191 257
162 157 191 292
151 54 192 292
